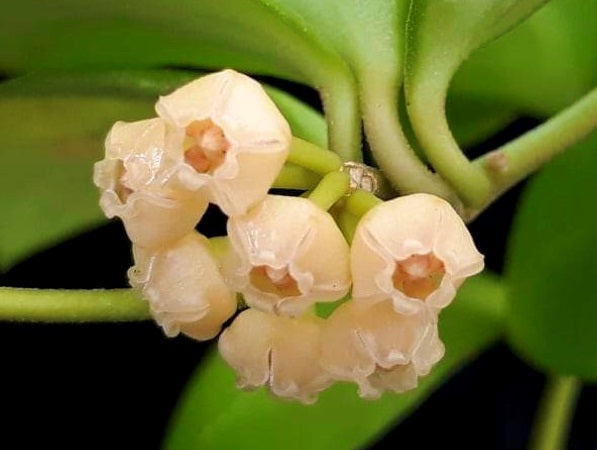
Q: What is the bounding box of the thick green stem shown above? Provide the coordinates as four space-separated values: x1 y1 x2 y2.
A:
308 171 350 210
0 287 149 322
405 79 492 207
319 77 363 162
529 376 580 450
287 136 344 174
273 164 320 190
360 74 461 209
472 87 597 217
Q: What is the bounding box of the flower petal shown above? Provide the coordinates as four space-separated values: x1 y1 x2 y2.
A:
207 146 288 217
102 118 169 189
94 119 208 249
218 309 332 404
156 70 290 146
320 299 443 399
155 70 291 216
351 193 484 313
224 195 351 316
130 232 236 340
100 189 208 249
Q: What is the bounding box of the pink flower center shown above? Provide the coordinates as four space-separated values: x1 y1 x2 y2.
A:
392 253 445 300
250 265 301 297
184 119 230 173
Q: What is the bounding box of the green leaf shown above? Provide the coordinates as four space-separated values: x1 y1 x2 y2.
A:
0 95 150 270
0 71 327 270
165 274 505 450
403 0 547 207
453 0 597 116
505 133 597 380
1 0 360 158
0 1 324 82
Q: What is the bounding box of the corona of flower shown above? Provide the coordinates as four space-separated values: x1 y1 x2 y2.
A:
320 299 443 399
351 193 484 314
93 118 208 249
218 308 332 404
224 195 351 316
129 232 236 340
155 69 291 216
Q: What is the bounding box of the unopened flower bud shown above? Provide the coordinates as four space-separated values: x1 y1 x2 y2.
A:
129 233 236 341
320 299 443 399
93 118 208 249
224 195 351 316
218 308 332 404
155 70 291 216
351 193 484 314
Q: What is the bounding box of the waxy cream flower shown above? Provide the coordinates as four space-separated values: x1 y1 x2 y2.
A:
218 309 332 404
93 118 208 249
224 195 351 316
155 69 291 217
351 193 484 314
320 299 444 399
129 232 236 341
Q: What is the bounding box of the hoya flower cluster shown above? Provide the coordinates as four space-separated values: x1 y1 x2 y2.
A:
94 70 484 404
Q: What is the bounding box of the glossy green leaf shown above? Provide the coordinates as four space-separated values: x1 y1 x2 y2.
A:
0 71 327 270
1 0 360 159
165 274 505 450
404 0 547 207
1 0 328 82
453 0 597 116
506 133 597 379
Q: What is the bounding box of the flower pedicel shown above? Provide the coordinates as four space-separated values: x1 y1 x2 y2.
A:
94 69 485 404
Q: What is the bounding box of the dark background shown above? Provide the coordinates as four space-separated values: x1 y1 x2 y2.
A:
0 78 595 449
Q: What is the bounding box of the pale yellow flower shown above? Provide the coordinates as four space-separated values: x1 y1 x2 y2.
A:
224 195 351 316
351 193 484 314
320 299 444 399
218 308 332 404
93 118 207 249
155 70 291 216
129 232 236 341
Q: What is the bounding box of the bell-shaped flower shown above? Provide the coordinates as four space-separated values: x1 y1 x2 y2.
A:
129 232 237 341
155 69 291 217
93 118 208 249
224 195 351 316
218 308 332 404
320 299 443 399
351 193 484 314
